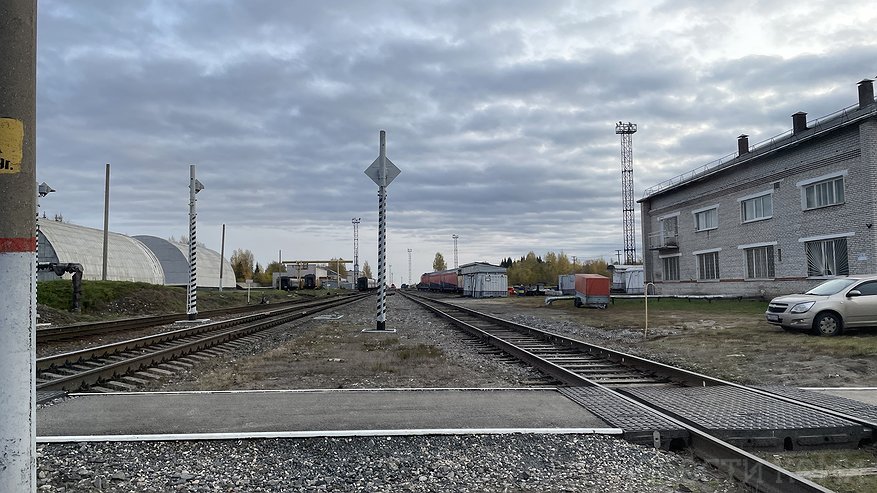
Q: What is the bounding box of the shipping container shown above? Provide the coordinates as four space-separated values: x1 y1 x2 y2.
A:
558 274 576 295
574 274 610 308
462 272 508 298
608 264 645 294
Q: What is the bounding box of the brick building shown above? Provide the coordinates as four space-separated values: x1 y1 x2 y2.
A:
639 79 877 298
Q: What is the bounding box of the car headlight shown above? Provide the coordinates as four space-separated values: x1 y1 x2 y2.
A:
790 302 815 314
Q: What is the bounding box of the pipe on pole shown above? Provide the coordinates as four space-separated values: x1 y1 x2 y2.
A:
102 163 110 280
0 1 38 491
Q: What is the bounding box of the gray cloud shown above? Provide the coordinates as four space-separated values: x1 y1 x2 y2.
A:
35 0 877 277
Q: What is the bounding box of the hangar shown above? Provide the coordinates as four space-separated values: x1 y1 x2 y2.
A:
37 220 235 288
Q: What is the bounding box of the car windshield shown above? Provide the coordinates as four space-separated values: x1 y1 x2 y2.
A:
805 278 858 296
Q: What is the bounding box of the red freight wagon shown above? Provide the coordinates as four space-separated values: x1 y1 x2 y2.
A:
574 274 610 308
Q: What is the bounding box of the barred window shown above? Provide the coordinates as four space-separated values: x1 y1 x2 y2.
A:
804 177 844 209
805 237 849 277
744 245 775 279
697 251 719 280
662 256 680 281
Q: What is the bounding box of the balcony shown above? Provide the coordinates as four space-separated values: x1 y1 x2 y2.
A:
648 231 679 250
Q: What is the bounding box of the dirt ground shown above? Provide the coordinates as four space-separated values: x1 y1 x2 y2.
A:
147 292 877 391
452 295 877 388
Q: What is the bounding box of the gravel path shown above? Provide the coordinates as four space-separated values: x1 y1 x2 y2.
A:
37 434 744 492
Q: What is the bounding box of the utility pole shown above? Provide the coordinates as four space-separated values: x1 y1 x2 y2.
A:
452 234 459 268
218 224 226 291
352 218 361 282
363 130 401 331
0 2 37 491
102 163 110 280
616 121 638 265
187 165 204 320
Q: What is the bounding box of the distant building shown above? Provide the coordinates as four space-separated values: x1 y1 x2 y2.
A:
459 262 508 298
639 79 877 298
37 220 235 288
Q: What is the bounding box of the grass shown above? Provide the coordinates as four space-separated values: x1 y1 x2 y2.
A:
757 448 877 492
36 280 332 323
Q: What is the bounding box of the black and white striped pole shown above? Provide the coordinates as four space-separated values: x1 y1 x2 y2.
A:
364 130 400 331
187 164 204 320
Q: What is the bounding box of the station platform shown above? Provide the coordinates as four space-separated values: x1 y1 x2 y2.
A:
36 388 620 442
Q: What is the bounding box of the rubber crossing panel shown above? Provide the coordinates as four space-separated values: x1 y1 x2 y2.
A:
625 386 867 450
559 386 688 448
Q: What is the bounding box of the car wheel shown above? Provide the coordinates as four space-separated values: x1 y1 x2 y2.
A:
813 312 842 337
574 297 582 308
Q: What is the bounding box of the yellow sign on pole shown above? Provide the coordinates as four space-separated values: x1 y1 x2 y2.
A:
0 118 24 174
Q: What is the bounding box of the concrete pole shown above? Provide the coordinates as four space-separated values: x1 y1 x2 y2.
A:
102 163 110 280
0 2 38 491
187 165 198 320
375 132 388 330
218 224 226 292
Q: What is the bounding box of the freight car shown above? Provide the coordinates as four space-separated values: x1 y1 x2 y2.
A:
357 276 379 291
419 269 461 293
303 274 321 289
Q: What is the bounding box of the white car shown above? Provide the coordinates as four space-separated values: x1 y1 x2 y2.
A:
765 275 877 336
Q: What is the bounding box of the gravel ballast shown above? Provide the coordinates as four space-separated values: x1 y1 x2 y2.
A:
36 294 750 491
37 434 744 492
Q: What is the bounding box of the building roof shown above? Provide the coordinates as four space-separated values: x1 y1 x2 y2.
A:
38 220 163 283
640 86 877 202
134 235 236 288
37 221 234 287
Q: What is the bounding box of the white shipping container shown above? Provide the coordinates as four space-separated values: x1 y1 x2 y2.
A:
463 272 508 298
558 274 576 295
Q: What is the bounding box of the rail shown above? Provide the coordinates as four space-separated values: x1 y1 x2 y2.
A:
402 292 853 492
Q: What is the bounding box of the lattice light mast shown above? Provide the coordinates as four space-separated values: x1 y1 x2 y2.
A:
615 121 638 265
407 248 412 285
352 218 361 281
452 234 459 268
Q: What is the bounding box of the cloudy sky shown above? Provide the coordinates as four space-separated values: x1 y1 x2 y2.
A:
36 0 877 283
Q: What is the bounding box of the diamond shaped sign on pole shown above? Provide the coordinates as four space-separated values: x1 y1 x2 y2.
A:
364 155 401 187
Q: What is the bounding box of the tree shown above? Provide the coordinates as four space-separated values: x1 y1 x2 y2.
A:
330 258 348 278
361 261 372 279
230 248 255 281
433 252 447 271
260 261 285 286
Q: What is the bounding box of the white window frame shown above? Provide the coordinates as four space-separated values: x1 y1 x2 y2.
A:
799 234 852 278
693 248 721 281
797 171 847 211
692 204 719 232
738 190 773 223
659 253 681 281
741 244 775 280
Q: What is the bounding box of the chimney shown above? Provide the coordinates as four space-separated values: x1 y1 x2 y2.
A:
737 134 749 155
858 79 875 109
792 112 807 135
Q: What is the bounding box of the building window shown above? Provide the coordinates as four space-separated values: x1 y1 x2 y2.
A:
694 207 718 232
662 256 680 281
803 176 844 210
741 194 772 223
744 245 775 279
805 237 849 277
696 251 719 280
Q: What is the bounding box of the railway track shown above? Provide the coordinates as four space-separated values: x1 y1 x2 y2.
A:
402 292 877 493
37 293 368 393
36 294 353 343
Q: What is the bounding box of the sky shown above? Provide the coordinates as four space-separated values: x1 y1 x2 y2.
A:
35 0 877 284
